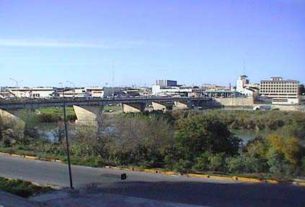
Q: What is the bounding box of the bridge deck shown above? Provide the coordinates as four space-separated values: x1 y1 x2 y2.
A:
0 97 212 110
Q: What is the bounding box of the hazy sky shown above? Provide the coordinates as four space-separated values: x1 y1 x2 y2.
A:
0 0 304 87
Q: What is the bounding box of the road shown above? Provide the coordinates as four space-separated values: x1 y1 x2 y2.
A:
1 154 305 207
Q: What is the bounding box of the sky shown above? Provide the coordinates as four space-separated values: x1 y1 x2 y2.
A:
0 0 304 87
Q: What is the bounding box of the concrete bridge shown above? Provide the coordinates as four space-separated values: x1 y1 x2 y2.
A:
0 96 256 130
0 97 212 110
0 97 214 126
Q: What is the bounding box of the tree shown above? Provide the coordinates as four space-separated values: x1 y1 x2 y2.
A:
267 135 301 166
267 149 294 177
208 153 225 171
175 115 240 160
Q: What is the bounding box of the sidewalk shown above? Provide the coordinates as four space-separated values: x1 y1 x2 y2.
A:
0 191 39 207
1 190 206 207
32 190 206 207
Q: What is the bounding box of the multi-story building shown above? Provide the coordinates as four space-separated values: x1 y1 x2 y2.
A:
155 80 177 87
236 75 249 92
260 77 300 105
236 75 259 97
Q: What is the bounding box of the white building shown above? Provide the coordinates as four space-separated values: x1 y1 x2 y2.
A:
236 75 258 97
236 75 249 92
152 85 192 97
8 87 54 98
55 88 86 98
86 87 103 98
260 77 300 105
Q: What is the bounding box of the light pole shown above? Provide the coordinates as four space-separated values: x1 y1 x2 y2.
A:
66 81 76 99
59 82 74 189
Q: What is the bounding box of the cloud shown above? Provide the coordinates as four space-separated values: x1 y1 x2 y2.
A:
0 38 148 49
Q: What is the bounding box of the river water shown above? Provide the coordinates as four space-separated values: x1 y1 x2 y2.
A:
37 122 263 145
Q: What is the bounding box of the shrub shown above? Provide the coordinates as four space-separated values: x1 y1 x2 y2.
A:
173 159 193 174
226 156 244 173
267 150 295 177
193 152 210 171
208 153 226 172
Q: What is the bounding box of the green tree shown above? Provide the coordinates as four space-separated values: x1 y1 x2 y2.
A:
267 135 301 166
193 152 210 171
226 156 244 173
267 149 294 177
175 115 240 160
208 153 225 171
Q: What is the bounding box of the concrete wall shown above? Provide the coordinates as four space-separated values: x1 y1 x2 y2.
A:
214 97 254 107
271 105 305 112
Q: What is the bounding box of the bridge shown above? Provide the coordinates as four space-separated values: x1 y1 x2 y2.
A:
0 97 213 110
0 97 215 126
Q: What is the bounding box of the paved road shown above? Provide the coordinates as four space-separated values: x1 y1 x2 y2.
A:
1 155 305 207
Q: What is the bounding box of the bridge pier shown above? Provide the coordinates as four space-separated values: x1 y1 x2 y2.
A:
0 109 25 141
174 101 190 110
122 103 146 113
152 101 173 112
73 105 102 127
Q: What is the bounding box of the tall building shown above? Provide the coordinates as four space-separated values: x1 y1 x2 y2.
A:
155 80 177 87
235 75 258 97
260 77 300 104
236 75 249 92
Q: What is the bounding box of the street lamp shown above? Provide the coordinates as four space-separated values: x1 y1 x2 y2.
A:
59 82 74 189
66 81 76 99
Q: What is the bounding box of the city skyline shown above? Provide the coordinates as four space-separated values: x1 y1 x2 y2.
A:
0 0 305 87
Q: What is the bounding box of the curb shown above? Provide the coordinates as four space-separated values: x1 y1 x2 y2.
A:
0 151 63 163
1 152 303 187
106 166 304 187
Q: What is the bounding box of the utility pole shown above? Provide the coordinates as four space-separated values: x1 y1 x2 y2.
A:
59 82 74 189
67 81 76 99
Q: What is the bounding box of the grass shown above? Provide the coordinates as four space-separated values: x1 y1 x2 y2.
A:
38 107 75 116
0 177 52 198
37 107 77 122
103 104 122 113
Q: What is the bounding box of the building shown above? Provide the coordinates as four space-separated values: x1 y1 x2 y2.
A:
152 85 193 97
236 75 249 93
153 80 193 97
54 87 86 98
86 87 103 98
235 75 260 97
155 80 177 87
8 87 54 98
260 77 300 105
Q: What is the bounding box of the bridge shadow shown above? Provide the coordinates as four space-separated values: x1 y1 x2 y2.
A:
85 181 305 207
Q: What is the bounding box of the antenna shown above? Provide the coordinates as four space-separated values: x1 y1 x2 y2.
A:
10 78 23 87
111 61 115 97
242 59 246 75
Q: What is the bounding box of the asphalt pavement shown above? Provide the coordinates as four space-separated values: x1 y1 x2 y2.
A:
1 154 305 207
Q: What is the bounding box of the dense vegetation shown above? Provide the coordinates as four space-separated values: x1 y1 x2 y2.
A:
0 177 52 197
1 109 305 179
